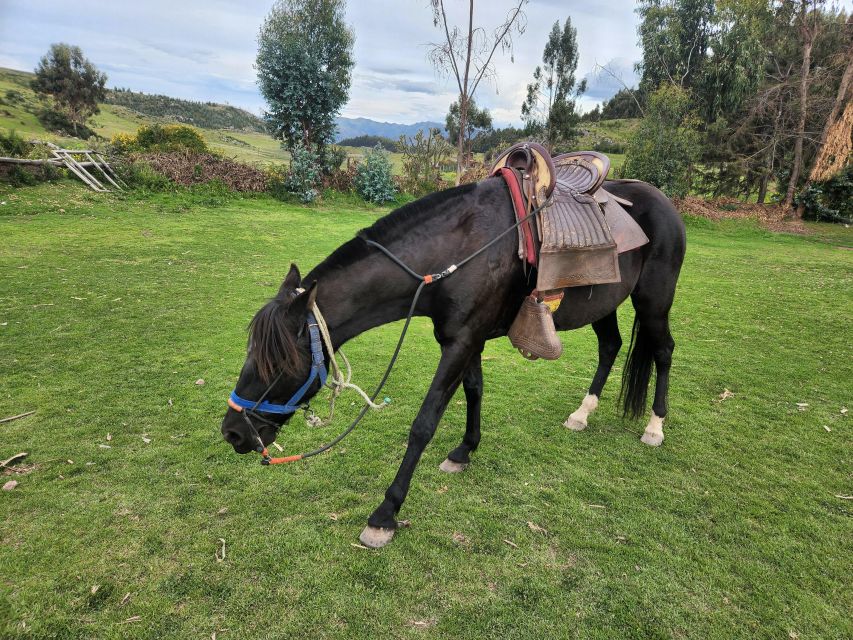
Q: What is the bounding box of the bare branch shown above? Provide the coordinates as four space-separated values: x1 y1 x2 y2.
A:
593 62 645 117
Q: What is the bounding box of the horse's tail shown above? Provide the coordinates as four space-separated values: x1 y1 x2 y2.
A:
620 316 654 419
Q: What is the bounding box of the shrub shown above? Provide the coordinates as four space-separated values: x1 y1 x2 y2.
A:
283 141 321 203
397 130 452 196
592 138 626 154
323 157 359 192
0 129 32 157
622 84 700 198
132 124 209 153
37 107 96 139
355 144 396 203
459 163 489 185
319 145 347 177
110 132 138 155
114 160 173 191
796 165 853 224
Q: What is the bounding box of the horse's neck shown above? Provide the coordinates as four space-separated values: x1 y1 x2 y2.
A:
305 184 484 349
306 240 427 350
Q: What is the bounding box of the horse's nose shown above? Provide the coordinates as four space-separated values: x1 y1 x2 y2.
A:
222 427 246 449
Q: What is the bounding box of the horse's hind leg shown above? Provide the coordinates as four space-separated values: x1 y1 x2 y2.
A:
638 314 674 447
441 349 484 472
564 312 622 431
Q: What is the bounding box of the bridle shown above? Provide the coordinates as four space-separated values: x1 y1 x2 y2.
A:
227 311 328 463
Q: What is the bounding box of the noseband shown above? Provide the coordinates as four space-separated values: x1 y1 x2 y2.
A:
227 311 327 460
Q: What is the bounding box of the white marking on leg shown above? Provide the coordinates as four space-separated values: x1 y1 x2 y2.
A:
640 413 664 447
564 394 598 431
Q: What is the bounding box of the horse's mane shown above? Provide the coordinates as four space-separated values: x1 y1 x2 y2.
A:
248 296 302 384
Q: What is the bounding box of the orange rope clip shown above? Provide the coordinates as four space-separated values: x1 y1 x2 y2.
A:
423 274 433 284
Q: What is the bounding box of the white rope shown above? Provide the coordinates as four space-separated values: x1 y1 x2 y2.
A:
306 300 388 427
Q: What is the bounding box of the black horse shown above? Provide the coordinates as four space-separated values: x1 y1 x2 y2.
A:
221 177 686 548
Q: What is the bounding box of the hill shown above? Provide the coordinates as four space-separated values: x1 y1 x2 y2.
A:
104 88 266 132
0 67 288 164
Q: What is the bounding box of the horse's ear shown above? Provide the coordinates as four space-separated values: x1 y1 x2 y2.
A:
278 263 301 298
288 280 318 320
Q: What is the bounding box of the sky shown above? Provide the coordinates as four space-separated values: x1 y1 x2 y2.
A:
0 1 646 126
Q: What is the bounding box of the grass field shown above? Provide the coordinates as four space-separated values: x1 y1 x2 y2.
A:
1 181 851 639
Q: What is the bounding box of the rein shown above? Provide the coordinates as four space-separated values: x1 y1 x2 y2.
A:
229 188 552 466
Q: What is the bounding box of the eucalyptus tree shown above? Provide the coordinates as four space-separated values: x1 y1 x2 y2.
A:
521 17 586 151
256 0 354 156
31 43 107 136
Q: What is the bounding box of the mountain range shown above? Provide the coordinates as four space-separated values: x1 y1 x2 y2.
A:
334 117 446 142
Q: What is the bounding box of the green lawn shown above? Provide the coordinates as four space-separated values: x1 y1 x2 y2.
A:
1 182 851 639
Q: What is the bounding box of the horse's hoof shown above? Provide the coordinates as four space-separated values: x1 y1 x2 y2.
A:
564 417 587 431
359 525 395 549
640 431 664 447
439 458 468 473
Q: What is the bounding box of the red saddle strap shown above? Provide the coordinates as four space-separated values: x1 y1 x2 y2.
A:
495 167 537 266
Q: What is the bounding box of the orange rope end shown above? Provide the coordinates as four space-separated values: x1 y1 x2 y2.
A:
423 274 433 284
227 397 243 412
268 454 303 464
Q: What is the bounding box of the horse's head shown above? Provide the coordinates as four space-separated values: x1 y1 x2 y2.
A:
221 264 324 455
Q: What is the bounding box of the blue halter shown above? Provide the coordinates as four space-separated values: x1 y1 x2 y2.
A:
229 311 328 415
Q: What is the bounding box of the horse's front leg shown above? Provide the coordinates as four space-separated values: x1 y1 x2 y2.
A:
360 337 475 548
440 347 484 473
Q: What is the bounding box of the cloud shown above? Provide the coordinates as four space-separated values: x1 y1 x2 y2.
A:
0 0 648 124
581 57 640 101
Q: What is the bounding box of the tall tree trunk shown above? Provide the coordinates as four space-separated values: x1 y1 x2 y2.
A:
456 94 468 185
454 0 475 186
784 6 815 212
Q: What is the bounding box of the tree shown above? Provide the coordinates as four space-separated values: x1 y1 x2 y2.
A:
31 43 107 136
445 98 492 162
428 0 528 184
256 0 354 156
622 83 701 197
600 88 644 120
635 0 716 100
783 0 824 210
521 18 586 150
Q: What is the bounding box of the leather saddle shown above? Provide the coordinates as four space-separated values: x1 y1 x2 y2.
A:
490 142 649 360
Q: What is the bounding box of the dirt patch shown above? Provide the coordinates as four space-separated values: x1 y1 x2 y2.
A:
674 196 808 234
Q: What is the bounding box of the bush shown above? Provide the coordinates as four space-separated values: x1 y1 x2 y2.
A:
110 132 138 155
397 131 451 196
114 160 173 191
137 124 209 153
319 145 347 177
459 163 489 185
796 165 853 224
592 138 626 154
622 84 700 198
0 129 32 157
282 141 321 203
323 157 359 192
37 107 96 139
355 144 396 203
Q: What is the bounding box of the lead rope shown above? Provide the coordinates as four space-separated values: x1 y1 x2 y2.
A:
303 299 388 429
261 191 552 465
